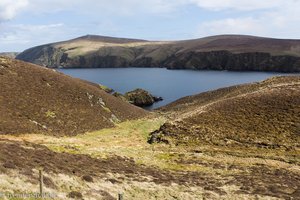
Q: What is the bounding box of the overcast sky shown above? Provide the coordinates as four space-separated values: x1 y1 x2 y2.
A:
0 0 300 52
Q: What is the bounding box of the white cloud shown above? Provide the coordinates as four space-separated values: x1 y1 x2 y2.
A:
1 0 299 19
198 17 265 36
1 0 298 20
0 23 70 51
1 0 300 52
12 23 64 31
189 0 287 11
196 0 300 39
23 0 187 16
0 0 29 21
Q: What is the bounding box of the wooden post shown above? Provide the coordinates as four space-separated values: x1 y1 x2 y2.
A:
118 193 123 200
39 169 44 198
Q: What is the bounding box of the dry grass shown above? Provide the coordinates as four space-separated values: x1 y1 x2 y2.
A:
1 116 299 199
0 118 168 168
56 40 171 57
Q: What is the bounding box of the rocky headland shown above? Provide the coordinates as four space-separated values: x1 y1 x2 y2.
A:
16 35 300 72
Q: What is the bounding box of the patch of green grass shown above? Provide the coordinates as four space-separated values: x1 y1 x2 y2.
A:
45 111 56 118
101 105 111 113
98 84 113 93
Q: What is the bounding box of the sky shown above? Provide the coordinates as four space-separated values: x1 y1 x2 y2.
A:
0 0 300 52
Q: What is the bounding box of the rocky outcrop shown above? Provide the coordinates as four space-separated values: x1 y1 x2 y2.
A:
17 49 300 72
16 35 300 72
125 89 163 107
165 51 300 72
113 92 130 103
17 45 67 67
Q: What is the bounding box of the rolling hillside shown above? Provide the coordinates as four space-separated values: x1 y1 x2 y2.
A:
0 67 299 199
152 76 300 149
17 35 300 72
0 56 147 136
0 52 18 58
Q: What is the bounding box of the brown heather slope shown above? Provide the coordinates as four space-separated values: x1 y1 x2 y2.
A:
0 56 147 135
175 35 300 56
151 76 300 149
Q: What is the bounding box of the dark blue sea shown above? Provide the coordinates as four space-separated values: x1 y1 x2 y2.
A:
59 68 291 109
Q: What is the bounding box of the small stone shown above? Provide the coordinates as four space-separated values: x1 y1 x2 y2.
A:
82 175 93 182
67 191 83 199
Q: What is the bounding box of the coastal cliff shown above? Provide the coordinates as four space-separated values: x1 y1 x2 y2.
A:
17 35 300 72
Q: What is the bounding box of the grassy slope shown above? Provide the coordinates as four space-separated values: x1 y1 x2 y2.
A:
44 35 300 57
51 35 170 59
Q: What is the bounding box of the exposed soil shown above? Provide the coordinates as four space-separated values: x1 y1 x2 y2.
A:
0 57 147 136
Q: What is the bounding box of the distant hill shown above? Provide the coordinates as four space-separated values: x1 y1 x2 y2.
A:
150 76 300 149
16 34 300 72
0 57 147 136
0 52 19 59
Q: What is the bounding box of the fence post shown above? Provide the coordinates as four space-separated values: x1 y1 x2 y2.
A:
118 193 123 200
39 169 44 198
